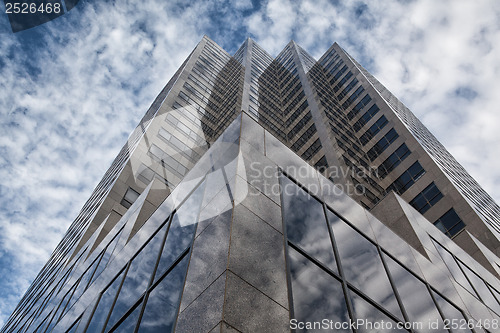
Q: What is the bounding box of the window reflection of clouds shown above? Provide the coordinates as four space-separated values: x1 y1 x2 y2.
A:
431 291 472 333
457 261 500 315
106 229 165 331
348 289 405 333
91 230 123 287
328 210 402 319
85 270 124 333
288 247 350 333
384 254 446 333
155 182 204 281
431 239 477 297
138 256 189 333
110 304 141 332
282 177 337 271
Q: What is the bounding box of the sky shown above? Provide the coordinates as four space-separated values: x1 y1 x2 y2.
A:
1 0 500 327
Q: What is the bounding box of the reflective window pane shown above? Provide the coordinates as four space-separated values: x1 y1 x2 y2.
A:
457 261 500 315
85 270 124 333
67 256 101 310
431 239 477 296
109 302 142 333
91 230 123 286
348 289 405 333
155 183 204 280
105 228 165 331
281 176 337 271
384 254 446 333
328 210 402 319
66 317 80 333
138 255 189 333
288 246 351 332
432 291 472 333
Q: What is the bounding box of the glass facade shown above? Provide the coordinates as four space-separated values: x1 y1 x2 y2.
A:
3 36 500 333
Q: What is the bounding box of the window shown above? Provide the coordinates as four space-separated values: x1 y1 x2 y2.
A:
431 239 477 296
301 139 323 160
121 187 140 209
350 94 372 119
367 128 399 161
433 208 465 237
383 254 447 331
359 116 389 145
387 161 425 195
327 210 402 317
281 176 337 270
342 86 365 109
352 104 380 127
314 156 328 173
377 143 411 179
409 182 443 214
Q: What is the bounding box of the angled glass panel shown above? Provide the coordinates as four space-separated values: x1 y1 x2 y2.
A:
66 316 81 333
288 246 351 332
91 230 123 286
67 255 102 311
45 284 76 332
85 270 125 333
137 255 189 333
431 239 477 296
109 301 142 333
281 176 337 272
457 260 500 315
432 291 472 333
348 289 406 333
328 210 402 318
155 182 205 281
384 254 446 333
105 228 165 331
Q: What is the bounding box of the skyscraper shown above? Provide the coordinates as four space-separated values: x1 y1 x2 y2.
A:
2 36 500 333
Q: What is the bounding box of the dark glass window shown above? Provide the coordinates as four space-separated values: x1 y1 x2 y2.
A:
387 161 425 195
314 155 328 173
137 255 189 333
288 247 350 332
409 182 443 214
85 270 125 333
155 182 204 281
433 209 465 238
352 104 379 127
301 138 323 160
66 256 102 311
367 128 399 161
384 254 447 332
91 229 123 286
327 210 402 318
359 116 389 146
109 302 142 332
121 188 140 209
281 176 337 271
377 144 411 179
105 228 166 331
350 94 372 119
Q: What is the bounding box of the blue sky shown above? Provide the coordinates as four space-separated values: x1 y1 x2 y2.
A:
1 0 500 327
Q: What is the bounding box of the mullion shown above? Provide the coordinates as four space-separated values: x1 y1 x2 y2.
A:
133 214 174 333
99 265 130 333
323 203 358 333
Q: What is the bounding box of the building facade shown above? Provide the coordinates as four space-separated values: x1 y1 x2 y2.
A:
2 36 500 333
